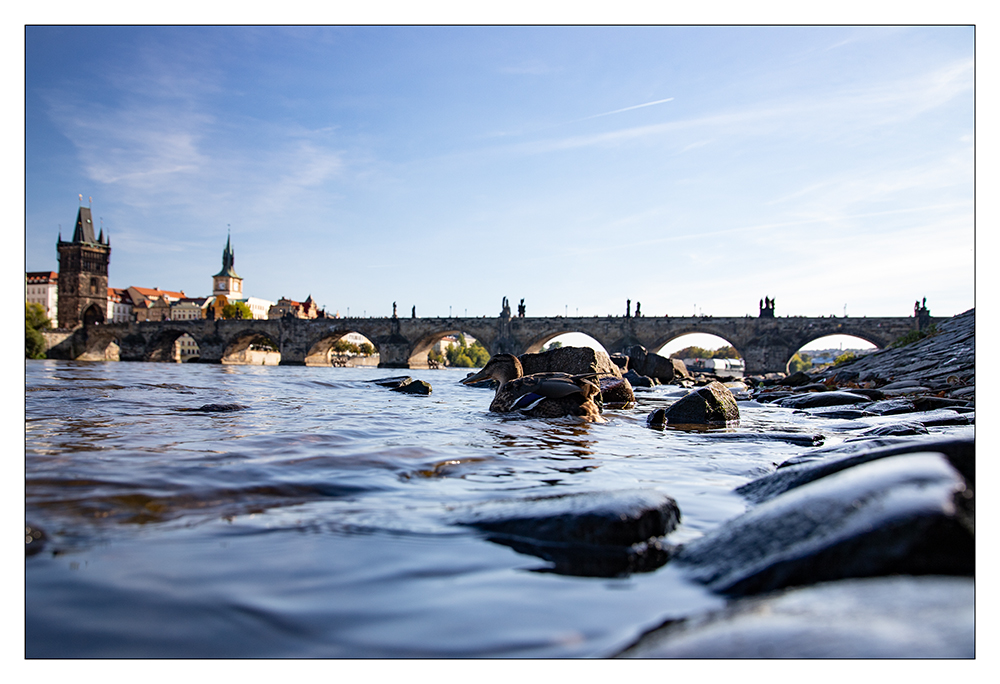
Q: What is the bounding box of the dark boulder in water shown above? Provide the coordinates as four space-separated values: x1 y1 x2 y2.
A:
624 369 656 388
677 453 974 597
455 489 680 576
393 379 432 395
520 346 622 379
647 381 739 427
599 376 635 408
177 403 249 413
737 436 975 503
856 421 929 438
458 489 680 547
371 376 432 394
774 391 871 409
624 345 689 384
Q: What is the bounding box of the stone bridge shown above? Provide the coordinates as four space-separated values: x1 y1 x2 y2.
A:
52 303 935 376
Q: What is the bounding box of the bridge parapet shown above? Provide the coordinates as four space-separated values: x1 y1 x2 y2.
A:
51 310 929 376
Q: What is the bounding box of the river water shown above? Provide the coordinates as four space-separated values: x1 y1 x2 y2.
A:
24 359 971 657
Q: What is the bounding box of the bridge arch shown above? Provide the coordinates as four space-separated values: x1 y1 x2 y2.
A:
304 330 379 367
649 327 746 360
786 327 891 353
522 331 611 356
406 328 495 369
219 331 281 365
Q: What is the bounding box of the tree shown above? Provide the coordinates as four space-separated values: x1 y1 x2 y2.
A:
543 340 563 351
788 352 812 373
445 334 490 367
25 303 50 359
833 351 857 366
670 344 740 359
333 339 360 354
222 302 253 320
358 342 375 356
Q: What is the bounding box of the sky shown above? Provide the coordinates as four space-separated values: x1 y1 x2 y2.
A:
25 26 975 338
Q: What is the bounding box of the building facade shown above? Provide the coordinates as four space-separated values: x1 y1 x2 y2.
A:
57 205 111 329
268 296 320 319
127 286 186 322
107 287 133 323
26 271 59 323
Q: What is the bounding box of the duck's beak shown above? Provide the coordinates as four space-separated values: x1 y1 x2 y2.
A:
461 367 492 385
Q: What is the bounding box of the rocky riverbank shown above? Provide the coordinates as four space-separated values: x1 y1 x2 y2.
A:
612 308 975 657
456 310 975 657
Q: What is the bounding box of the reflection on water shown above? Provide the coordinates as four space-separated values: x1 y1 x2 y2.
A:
25 360 967 657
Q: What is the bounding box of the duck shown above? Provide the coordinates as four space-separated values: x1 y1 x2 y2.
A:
460 354 603 420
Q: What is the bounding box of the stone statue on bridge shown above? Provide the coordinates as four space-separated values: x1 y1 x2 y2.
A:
518 299 525 317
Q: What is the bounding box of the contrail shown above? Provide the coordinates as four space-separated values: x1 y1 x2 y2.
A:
574 97 675 122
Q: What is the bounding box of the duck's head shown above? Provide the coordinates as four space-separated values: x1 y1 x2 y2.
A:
460 354 523 387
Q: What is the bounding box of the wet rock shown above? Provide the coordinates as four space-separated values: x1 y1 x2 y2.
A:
857 421 929 437
458 489 680 547
676 453 974 597
493 536 672 578
843 388 885 400
609 353 629 370
370 376 413 389
752 390 796 403
520 346 622 379
617 576 974 658
371 376 432 394
647 382 739 427
181 403 248 413
623 345 689 384
915 409 974 427
737 436 974 503
701 432 824 447
863 398 917 415
911 396 973 412
774 391 871 409
26 524 47 556
623 369 656 388
599 376 635 408
807 408 875 420
778 371 815 387
392 379 432 395
882 386 931 397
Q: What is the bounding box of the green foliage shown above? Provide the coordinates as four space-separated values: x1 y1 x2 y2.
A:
833 351 857 366
333 339 360 354
670 344 740 359
445 334 490 368
332 339 375 356
25 303 50 359
427 348 445 364
26 302 51 331
222 302 253 320
890 324 938 348
788 352 812 373
543 340 563 351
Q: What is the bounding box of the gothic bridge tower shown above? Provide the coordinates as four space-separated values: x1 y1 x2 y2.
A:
57 203 111 329
212 233 243 299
